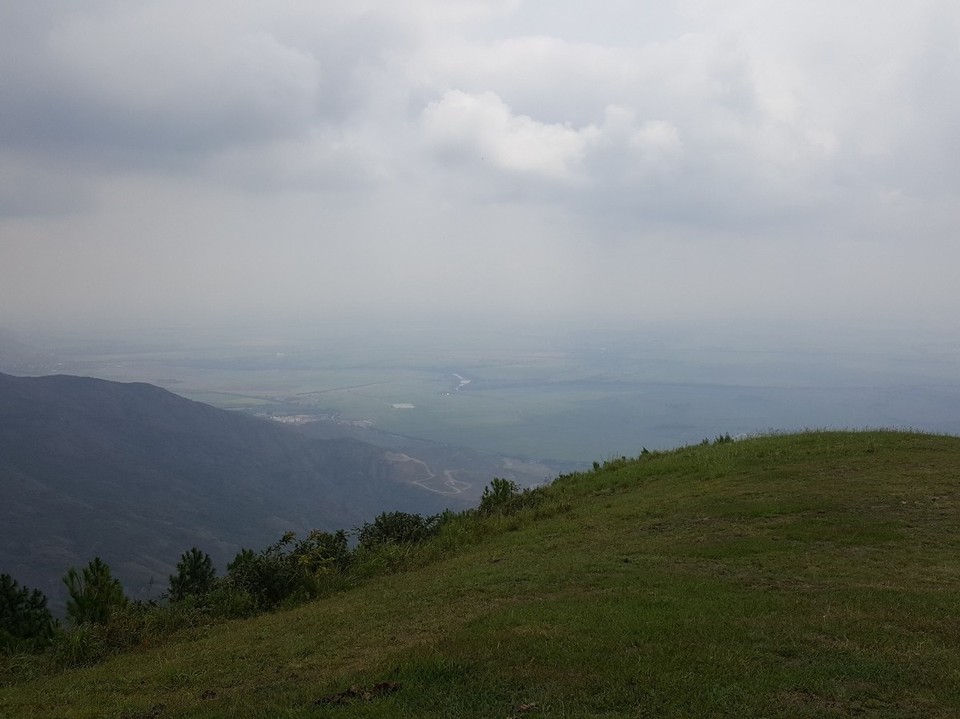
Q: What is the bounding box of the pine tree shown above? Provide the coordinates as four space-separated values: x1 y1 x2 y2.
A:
168 547 216 601
63 557 127 626
0 573 58 651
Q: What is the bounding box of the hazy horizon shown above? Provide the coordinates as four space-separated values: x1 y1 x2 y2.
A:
4 318 958 463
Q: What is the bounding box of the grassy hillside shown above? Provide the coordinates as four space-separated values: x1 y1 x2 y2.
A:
3 431 959 718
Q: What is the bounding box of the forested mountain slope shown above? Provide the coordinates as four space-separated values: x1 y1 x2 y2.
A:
0 372 461 602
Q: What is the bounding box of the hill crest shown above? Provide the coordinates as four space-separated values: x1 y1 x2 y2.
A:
3 429 959 717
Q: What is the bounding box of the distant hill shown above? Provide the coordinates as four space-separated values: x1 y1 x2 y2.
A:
0 372 468 604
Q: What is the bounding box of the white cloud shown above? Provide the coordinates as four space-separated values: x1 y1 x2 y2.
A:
627 119 683 159
421 90 588 181
1 0 959 331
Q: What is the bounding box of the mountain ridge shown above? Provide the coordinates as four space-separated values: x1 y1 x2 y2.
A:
0 371 465 603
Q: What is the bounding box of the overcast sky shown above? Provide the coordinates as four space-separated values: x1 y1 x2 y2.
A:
1 1 958 334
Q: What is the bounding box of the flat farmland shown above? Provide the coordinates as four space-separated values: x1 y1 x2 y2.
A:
14 321 960 463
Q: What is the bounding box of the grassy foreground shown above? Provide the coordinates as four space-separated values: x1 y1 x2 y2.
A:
2 430 959 718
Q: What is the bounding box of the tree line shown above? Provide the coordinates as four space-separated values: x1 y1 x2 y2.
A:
2 477 545 664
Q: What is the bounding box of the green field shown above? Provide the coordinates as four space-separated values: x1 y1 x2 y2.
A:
21 323 960 463
4 430 959 717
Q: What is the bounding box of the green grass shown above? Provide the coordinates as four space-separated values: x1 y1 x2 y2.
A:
3 430 960 717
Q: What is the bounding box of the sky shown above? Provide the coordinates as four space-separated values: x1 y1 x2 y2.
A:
1 0 958 334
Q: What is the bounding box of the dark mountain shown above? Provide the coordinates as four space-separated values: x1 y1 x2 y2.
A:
0 372 466 605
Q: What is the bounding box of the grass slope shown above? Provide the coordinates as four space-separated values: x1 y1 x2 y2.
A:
3 431 959 718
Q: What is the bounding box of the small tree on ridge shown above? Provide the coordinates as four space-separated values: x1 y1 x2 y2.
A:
0 573 58 651
63 557 127 626
168 547 216 601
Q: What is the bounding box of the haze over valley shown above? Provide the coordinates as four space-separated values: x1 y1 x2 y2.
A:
3 318 959 464
2 1 957 485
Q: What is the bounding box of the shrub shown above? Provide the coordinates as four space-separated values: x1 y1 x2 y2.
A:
295 529 352 577
478 477 520 515
141 596 210 635
592 457 630 473
351 541 418 578
225 541 297 611
478 478 543 516
224 530 352 611
357 512 442 549
202 583 257 620
50 624 107 668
